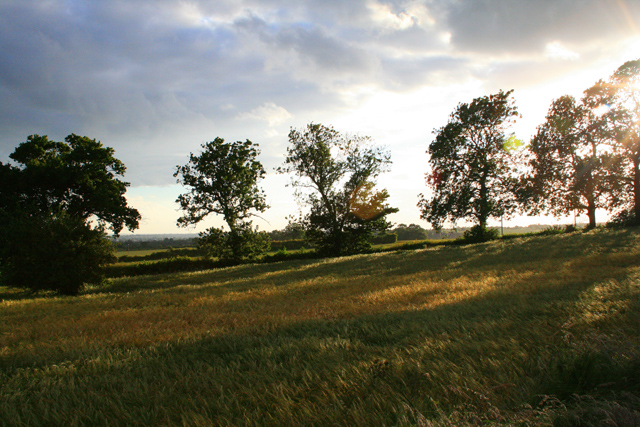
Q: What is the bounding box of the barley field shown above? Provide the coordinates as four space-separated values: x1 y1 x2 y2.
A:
1 228 639 426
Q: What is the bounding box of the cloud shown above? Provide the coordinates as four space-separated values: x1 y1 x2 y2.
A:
545 41 580 61
0 0 638 232
238 102 293 126
441 0 640 56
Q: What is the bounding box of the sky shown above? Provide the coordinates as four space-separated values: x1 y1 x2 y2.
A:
1 0 639 235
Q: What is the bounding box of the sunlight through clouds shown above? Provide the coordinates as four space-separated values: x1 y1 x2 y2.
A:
0 0 638 233
368 1 415 30
544 41 580 60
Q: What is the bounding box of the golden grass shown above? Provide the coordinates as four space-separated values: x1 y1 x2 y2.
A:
1 228 640 426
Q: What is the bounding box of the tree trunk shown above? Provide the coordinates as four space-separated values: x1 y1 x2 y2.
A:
478 172 489 230
634 157 640 226
586 201 596 230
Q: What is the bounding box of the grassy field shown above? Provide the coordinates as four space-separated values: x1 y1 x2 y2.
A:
1 228 639 426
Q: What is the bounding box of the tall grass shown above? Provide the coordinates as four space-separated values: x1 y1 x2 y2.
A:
1 228 639 426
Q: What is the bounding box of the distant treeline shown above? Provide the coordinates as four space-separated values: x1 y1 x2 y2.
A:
113 222 574 254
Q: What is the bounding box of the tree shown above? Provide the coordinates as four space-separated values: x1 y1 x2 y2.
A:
268 221 306 241
418 90 521 240
0 134 140 295
522 95 620 229
174 138 270 261
392 223 428 241
278 123 398 256
585 58 640 224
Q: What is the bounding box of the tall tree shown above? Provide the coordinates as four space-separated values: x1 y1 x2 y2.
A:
0 134 140 295
522 95 619 229
174 138 270 261
278 123 398 256
418 90 521 239
585 58 640 224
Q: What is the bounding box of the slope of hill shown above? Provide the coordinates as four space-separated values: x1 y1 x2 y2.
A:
1 228 639 426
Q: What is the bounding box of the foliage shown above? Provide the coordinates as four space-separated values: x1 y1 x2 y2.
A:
418 90 521 234
116 247 202 263
198 224 270 261
268 221 306 241
174 138 269 261
539 224 579 235
0 211 116 295
279 123 398 256
369 232 398 245
607 208 638 228
460 224 500 243
3 134 140 234
523 95 621 229
2 228 639 426
392 223 428 241
270 239 308 251
106 256 223 278
0 134 139 295
585 58 640 225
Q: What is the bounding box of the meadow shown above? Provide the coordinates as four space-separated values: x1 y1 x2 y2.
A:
1 228 639 426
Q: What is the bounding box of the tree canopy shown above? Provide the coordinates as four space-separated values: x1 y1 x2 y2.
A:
279 123 398 256
5 134 140 235
585 58 640 224
418 90 520 239
0 134 140 295
522 95 620 229
174 138 270 261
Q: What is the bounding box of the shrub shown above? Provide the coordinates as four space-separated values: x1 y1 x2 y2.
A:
106 256 226 278
270 239 308 251
369 232 398 245
117 247 202 263
199 225 270 261
0 213 115 295
460 225 500 243
607 208 638 228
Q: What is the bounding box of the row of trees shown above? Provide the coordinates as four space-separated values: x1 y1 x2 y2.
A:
420 59 640 239
1 58 638 295
174 123 398 260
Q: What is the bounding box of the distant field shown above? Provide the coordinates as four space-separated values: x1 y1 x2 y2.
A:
1 228 639 426
116 248 173 258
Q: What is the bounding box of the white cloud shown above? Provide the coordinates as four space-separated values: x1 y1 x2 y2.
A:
238 102 293 126
368 1 415 31
0 0 638 233
544 41 580 60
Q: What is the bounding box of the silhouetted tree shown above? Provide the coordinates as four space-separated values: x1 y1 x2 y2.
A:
0 134 140 295
418 90 520 241
174 138 270 261
522 95 620 229
585 58 640 224
278 123 398 256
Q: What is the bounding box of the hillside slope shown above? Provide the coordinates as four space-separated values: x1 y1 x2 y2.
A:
1 228 639 426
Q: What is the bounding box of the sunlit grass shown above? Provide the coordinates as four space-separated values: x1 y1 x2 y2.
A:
1 228 639 426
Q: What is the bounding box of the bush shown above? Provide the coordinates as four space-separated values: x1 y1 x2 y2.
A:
270 239 308 251
607 208 638 228
539 224 578 235
0 213 115 295
369 232 398 245
199 225 270 261
117 247 202 263
459 225 500 244
106 256 224 278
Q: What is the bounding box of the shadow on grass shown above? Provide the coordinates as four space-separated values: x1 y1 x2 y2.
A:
3 245 639 426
